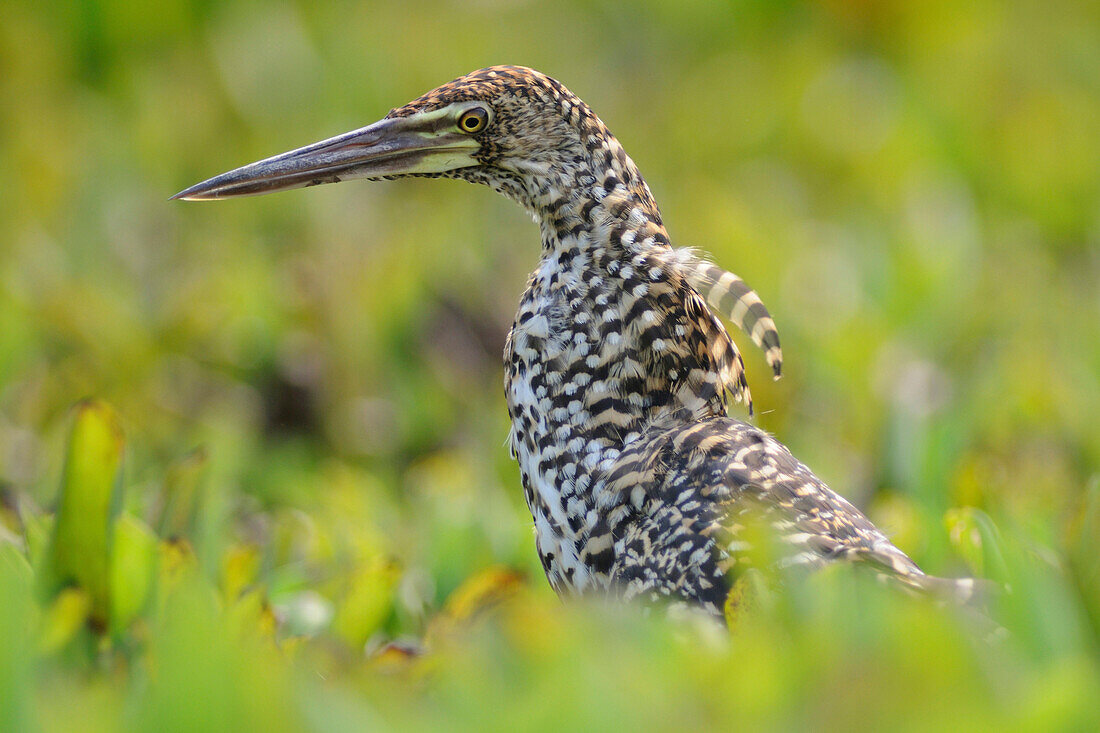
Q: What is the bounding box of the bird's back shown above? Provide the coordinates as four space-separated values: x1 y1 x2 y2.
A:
605 417 931 616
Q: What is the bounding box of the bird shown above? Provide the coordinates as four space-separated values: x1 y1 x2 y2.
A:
175 65 980 621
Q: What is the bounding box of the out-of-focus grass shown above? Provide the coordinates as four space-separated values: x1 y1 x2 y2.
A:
1 1 1098 730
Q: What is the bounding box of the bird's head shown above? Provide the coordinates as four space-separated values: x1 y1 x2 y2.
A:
173 66 625 211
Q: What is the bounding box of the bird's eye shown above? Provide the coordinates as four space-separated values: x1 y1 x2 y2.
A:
458 107 490 134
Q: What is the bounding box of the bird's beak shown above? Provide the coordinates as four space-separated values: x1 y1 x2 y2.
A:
171 109 479 200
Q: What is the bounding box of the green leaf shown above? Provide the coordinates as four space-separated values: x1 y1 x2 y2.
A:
44 399 125 627
1068 478 1100 641
22 512 54 576
110 513 159 633
159 446 209 540
331 558 400 647
0 561 35 730
944 507 1008 582
0 542 32 584
37 587 91 655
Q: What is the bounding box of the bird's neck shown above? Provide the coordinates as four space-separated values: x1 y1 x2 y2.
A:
537 179 666 257
529 136 665 249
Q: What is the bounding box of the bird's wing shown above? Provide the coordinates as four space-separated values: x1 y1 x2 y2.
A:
603 418 987 612
669 251 783 379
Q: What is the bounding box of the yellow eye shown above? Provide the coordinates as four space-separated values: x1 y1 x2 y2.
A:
458 107 489 134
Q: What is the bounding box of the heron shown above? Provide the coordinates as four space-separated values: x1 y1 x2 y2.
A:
175 65 979 620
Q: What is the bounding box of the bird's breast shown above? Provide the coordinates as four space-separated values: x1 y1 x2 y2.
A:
504 271 622 594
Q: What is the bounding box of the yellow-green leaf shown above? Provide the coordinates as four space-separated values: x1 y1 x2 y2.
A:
45 400 125 626
331 558 400 647
222 543 261 603
160 447 209 539
38 587 91 654
0 561 35 728
110 513 159 632
0 543 32 585
945 507 1007 581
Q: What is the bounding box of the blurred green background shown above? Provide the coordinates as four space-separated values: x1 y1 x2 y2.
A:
1 0 1098 730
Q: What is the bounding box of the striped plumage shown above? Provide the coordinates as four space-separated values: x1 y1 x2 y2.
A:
177 65 979 620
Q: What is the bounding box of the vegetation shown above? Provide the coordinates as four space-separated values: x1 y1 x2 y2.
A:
1 1 1098 730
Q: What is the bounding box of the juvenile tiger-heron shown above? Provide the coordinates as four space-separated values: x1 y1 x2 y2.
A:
175 66 979 619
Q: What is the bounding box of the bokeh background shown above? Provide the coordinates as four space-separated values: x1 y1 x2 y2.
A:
1 0 1098 730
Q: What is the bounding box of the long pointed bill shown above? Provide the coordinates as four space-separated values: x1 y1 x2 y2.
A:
172 109 479 201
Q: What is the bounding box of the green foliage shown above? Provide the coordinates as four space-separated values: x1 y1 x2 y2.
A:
1 0 1099 730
